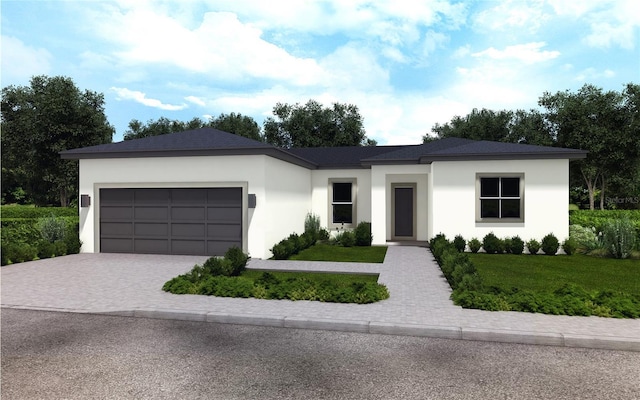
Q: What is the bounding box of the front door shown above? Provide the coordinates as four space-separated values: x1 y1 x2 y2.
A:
393 184 415 239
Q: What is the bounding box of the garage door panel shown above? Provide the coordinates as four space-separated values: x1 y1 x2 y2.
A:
135 239 169 254
135 189 170 204
207 207 241 222
172 240 206 255
208 241 240 255
172 223 205 237
208 188 242 205
101 222 133 236
135 223 169 236
100 187 242 256
101 206 133 219
101 238 133 253
101 189 133 203
207 223 241 239
172 207 205 220
172 189 207 204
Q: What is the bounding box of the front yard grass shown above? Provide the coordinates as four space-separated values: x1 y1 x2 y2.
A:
289 243 387 263
469 254 639 294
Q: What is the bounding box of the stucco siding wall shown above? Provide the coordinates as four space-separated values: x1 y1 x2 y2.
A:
430 159 570 243
310 169 372 230
263 157 312 255
371 164 430 245
78 155 308 259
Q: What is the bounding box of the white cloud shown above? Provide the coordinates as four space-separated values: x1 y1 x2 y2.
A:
472 42 560 64
473 0 550 33
111 87 188 110
0 36 51 85
574 68 617 82
185 96 206 106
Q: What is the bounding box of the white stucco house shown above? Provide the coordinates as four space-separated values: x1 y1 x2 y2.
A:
61 128 587 259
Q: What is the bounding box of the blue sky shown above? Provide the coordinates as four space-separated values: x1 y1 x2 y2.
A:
2 0 638 144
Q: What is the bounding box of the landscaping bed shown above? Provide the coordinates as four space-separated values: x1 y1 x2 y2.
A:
163 247 389 304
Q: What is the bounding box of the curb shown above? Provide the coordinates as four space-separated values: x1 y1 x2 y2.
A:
5 305 638 352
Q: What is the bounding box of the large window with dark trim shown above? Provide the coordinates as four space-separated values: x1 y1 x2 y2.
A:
477 174 524 222
329 179 356 228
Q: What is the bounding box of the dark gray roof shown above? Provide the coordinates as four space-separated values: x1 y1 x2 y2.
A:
60 128 317 168
61 128 587 168
362 137 587 164
287 145 409 169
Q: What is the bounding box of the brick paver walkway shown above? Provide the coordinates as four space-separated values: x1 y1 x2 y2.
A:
2 246 638 350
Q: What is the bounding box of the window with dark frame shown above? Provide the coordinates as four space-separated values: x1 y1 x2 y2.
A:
479 177 521 219
332 182 353 224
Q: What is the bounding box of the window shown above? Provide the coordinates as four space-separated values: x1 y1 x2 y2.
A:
329 179 356 228
477 174 523 222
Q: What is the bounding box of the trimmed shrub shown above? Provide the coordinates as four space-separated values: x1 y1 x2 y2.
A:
502 237 513 254
526 239 541 255
5 242 37 263
569 224 599 251
287 233 302 254
203 257 234 277
318 228 330 241
468 238 482 254
453 235 466 252
562 238 577 255
37 215 67 243
354 222 373 246
482 232 502 254
602 218 637 259
339 231 356 247
304 213 321 241
510 236 525 255
541 233 559 255
224 246 249 276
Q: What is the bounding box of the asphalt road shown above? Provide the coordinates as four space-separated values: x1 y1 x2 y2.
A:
2 309 639 400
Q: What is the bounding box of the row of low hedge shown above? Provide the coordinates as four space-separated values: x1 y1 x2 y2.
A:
163 247 389 304
430 234 640 318
1 205 78 219
451 232 573 256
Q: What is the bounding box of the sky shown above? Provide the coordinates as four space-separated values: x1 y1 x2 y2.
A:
2 0 639 145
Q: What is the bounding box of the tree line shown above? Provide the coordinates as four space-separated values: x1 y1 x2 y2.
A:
423 84 639 210
2 75 638 209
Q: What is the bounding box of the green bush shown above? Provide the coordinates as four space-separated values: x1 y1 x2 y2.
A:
562 238 577 255
224 246 249 276
570 210 640 245
526 239 541 255
453 235 466 252
318 228 330 241
203 257 234 277
4 242 37 263
304 212 321 241
339 231 356 247
482 232 502 254
602 218 637 259
0 205 77 219
569 224 599 251
37 215 67 243
502 237 513 254
37 241 56 259
354 222 373 246
541 233 559 255
287 233 302 254
468 238 482 253
510 236 525 255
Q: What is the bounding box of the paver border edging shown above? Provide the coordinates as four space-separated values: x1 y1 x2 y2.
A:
3 305 638 352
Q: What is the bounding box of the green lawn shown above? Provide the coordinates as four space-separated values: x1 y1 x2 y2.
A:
289 244 388 263
242 269 379 284
470 253 640 294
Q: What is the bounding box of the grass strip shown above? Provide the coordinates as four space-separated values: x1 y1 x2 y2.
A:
289 243 387 263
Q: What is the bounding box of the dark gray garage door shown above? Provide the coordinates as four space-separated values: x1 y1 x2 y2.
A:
100 188 242 256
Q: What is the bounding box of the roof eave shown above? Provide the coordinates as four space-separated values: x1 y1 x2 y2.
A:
420 151 588 162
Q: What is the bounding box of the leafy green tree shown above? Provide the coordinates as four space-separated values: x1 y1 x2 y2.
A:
539 84 640 210
209 112 261 141
1 75 114 206
124 113 262 142
264 100 369 148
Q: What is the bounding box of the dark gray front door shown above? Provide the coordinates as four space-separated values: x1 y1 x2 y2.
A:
394 186 414 238
100 188 242 256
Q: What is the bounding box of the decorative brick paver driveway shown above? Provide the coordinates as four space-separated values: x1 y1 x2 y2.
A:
2 246 639 350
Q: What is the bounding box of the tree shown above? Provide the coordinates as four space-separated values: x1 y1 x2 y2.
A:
124 113 262 141
1 75 114 206
209 112 261 141
539 84 640 210
425 108 553 146
263 100 369 148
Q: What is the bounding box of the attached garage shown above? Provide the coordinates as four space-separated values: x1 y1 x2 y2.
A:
100 187 242 256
